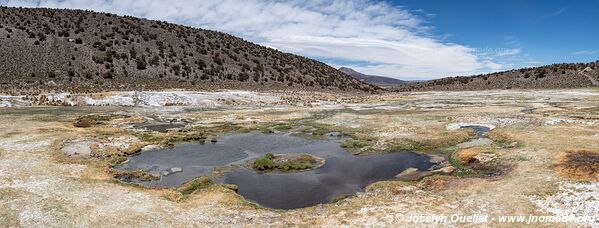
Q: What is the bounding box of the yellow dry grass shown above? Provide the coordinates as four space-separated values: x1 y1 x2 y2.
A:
455 148 482 165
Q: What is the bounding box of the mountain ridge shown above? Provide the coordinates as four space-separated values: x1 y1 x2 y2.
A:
394 61 599 91
0 7 378 95
338 67 407 88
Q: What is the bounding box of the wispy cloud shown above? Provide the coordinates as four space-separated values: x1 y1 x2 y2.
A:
542 7 567 18
3 0 504 79
573 50 599 55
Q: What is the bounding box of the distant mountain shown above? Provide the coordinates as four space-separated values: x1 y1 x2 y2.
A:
0 7 377 94
338 67 406 88
394 61 599 91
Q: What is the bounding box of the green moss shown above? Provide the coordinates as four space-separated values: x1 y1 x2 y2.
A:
260 127 274 134
74 114 123 127
177 176 213 195
272 124 292 131
79 114 116 122
252 154 275 171
386 140 419 152
299 124 337 139
252 153 322 172
279 160 312 171
162 132 206 144
341 140 367 149
113 169 160 181
107 156 128 165
237 127 254 133
264 153 275 160
448 156 474 176
136 132 159 142
488 131 524 149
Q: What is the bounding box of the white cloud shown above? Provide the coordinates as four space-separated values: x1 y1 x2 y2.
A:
4 0 504 79
496 48 522 57
573 50 599 55
542 7 567 18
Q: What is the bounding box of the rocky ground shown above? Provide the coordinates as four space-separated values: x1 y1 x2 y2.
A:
0 89 598 227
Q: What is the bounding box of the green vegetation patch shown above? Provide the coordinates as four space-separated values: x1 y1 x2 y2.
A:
448 156 474 176
112 169 160 182
260 127 274 134
387 130 475 154
341 139 371 149
278 154 318 171
252 153 276 171
73 113 126 128
488 131 524 149
251 153 324 172
177 176 213 195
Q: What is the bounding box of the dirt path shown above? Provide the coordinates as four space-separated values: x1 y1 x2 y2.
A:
578 68 599 86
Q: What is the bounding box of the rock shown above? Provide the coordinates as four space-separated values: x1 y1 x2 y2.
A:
395 168 418 178
177 176 213 194
506 142 519 148
222 184 238 192
473 153 497 164
0 101 12 107
328 132 342 137
169 167 182 173
432 166 455 174
46 80 57 86
141 145 160 152
456 148 497 165
428 154 446 163
62 140 94 158
162 167 183 176
395 168 432 181
456 138 493 149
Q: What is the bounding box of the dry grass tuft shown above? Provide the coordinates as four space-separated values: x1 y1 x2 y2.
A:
455 148 482 165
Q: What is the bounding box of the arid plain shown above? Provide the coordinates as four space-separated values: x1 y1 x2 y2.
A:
0 89 597 227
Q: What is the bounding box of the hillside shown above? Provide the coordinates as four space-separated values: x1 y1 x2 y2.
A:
338 67 406 88
395 61 599 91
0 7 377 95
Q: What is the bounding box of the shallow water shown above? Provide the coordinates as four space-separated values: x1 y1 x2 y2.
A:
461 125 491 138
133 122 187 132
223 151 432 209
116 133 434 209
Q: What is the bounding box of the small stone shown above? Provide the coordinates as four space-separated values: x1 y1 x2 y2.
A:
428 154 446 163
222 184 238 192
169 167 182 173
473 153 497 164
395 167 418 178
433 166 455 174
507 142 519 148
141 145 160 151
328 132 342 137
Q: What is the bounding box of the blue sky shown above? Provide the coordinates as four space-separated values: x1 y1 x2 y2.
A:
2 0 598 80
399 0 599 69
